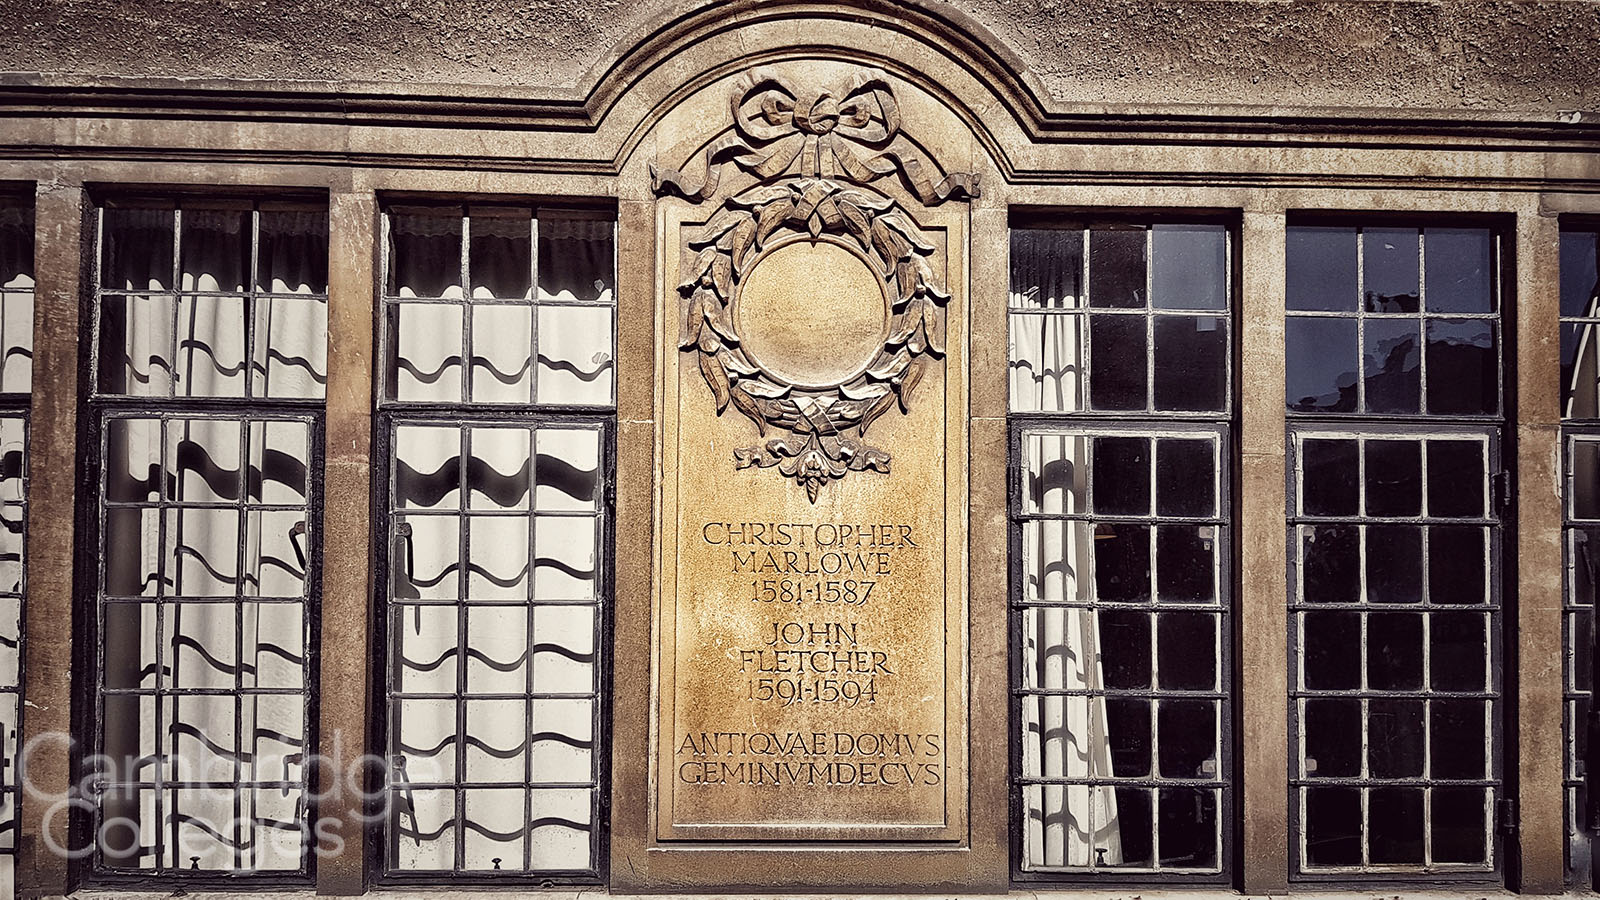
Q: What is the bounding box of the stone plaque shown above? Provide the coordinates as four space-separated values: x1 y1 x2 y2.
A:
652 67 974 841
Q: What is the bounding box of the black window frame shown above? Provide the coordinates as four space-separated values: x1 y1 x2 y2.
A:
1283 212 1514 885
370 198 616 887
72 191 330 887
1006 211 1240 885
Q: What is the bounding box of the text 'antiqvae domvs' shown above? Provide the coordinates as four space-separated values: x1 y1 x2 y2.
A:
0 0 1598 896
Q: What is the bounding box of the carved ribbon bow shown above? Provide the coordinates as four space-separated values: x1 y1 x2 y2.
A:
652 68 979 206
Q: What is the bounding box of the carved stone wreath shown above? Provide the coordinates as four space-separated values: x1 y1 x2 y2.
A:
655 68 979 502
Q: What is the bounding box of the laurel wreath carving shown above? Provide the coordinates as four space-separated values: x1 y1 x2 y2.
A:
656 67 978 502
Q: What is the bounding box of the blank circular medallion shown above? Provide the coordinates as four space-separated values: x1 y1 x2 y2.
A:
735 240 889 389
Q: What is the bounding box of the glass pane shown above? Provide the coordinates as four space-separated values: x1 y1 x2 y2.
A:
175 294 247 397
1091 436 1149 516
388 212 463 298
1287 317 1357 413
1010 228 1082 309
103 207 174 292
1008 312 1084 413
1099 610 1151 689
1302 611 1360 690
1151 224 1225 310
1430 612 1487 692
1561 230 1599 319
99 294 177 396
1431 787 1489 864
1156 526 1215 604
1156 700 1216 776
1425 228 1494 313
1155 438 1214 518
536 305 614 406
1576 440 1600 520
1287 226 1357 312
1088 314 1146 410
180 208 250 293
1428 525 1486 604
1157 788 1218 869
469 210 532 300
1368 698 1425 777
1367 613 1425 691
256 296 328 400
1365 525 1422 604
1431 699 1488 778
1363 439 1421 517
1301 525 1359 605
1301 438 1358 517
539 215 614 302
258 208 327 295
1153 315 1226 412
1106 697 1152 777
1427 439 1485 518
1304 698 1361 777
1562 321 1597 419
391 303 464 403
1368 787 1424 863
1362 318 1420 414
1364 228 1419 313
1157 612 1215 690
1304 787 1361 866
1094 525 1151 604
1023 432 1087 514
1088 229 1145 309
469 304 535 404
1426 319 1498 416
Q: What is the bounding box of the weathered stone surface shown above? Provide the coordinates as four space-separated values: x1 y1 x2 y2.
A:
1 0 1596 113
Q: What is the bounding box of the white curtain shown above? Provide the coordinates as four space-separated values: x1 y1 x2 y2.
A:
100 207 320 871
1010 229 1122 869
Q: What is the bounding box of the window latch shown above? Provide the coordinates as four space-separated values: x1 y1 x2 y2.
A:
1496 797 1518 835
1492 470 1511 515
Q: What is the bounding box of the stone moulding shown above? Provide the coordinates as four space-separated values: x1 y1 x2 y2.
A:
653 67 978 501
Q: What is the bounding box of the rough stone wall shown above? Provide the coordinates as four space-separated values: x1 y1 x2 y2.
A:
0 0 1596 112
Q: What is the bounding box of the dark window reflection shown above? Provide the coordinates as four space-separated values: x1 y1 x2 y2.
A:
1425 228 1494 313
1304 698 1361 777
1157 787 1217 868
1093 436 1149 515
1302 525 1359 604
1301 439 1358 516
1155 438 1214 517
1369 787 1425 863
388 211 463 298
1094 524 1151 603
1089 314 1147 409
1287 318 1357 412
1426 319 1498 416
1100 610 1152 688
1362 318 1420 414
1302 610 1360 690
1560 230 1599 419
1157 612 1216 690
1287 226 1357 312
1157 526 1215 603
1364 228 1420 313
1367 613 1424 691
1365 525 1423 604
1088 229 1145 308
1428 440 1485 517
1305 787 1361 866
1107 697 1152 777
1153 315 1227 411
1368 698 1425 777
1364 440 1421 517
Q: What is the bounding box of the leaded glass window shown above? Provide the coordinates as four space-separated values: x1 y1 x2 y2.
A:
1286 221 1505 879
378 204 612 881
1009 220 1233 880
86 199 326 876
